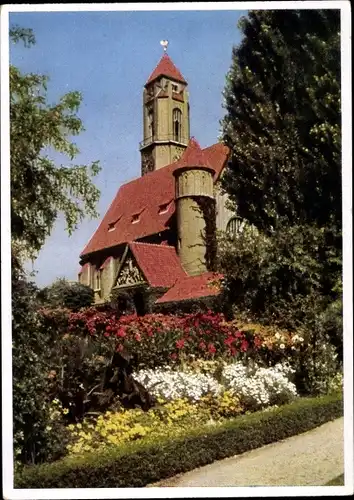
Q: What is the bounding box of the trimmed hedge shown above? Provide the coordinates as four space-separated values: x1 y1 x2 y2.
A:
15 392 343 489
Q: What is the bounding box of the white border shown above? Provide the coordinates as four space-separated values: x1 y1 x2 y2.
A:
1 1 349 12
1 1 352 499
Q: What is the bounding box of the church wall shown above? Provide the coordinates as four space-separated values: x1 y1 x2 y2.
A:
214 181 235 232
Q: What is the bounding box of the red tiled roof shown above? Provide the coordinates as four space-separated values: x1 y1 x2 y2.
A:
155 272 223 304
146 53 187 85
80 141 229 257
176 137 214 170
129 242 187 287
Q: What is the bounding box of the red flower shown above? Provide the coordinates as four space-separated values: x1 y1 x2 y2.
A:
208 343 217 354
224 336 234 346
170 353 178 360
105 325 111 332
241 339 249 352
230 346 237 356
235 331 243 338
135 333 141 342
117 328 126 338
199 341 206 350
176 339 185 349
116 343 124 352
254 336 262 348
104 332 110 338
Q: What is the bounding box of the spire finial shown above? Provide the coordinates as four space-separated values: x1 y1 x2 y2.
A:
160 40 169 53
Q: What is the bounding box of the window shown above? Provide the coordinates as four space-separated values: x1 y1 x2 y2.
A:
226 216 244 238
158 202 170 215
132 214 140 224
173 108 182 142
172 84 178 92
108 223 115 232
147 106 154 137
95 269 102 291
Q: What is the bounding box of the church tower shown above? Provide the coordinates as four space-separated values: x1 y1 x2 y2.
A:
140 42 190 176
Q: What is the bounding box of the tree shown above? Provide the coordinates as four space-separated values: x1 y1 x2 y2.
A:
221 10 340 236
218 10 342 353
10 25 101 465
10 25 101 264
39 278 94 310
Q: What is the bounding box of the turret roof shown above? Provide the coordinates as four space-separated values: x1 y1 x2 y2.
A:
146 53 187 85
177 137 214 169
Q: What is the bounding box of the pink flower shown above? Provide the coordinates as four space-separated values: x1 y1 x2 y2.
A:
241 340 249 352
208 343 216 354
135 333 141 342
176 339 185 349
117 328 126 338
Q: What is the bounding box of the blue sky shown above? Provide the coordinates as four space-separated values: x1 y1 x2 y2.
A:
9 8 246 288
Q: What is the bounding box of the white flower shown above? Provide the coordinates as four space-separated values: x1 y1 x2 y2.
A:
279 344 285 350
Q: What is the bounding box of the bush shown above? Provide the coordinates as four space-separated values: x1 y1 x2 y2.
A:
65 398 215 457
65 309 303 369
15 392 343 488
12 271 52 466
133 366 223 402
39 278 94 311
222 362 297 410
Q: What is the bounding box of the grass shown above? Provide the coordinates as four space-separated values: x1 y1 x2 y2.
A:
325 473 344 486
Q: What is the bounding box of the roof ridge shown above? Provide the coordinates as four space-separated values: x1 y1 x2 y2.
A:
129 241 175 249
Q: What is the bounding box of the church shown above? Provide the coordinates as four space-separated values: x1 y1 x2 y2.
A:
78 44 238 311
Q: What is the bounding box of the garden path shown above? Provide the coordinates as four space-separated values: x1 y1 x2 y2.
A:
148 417 344 487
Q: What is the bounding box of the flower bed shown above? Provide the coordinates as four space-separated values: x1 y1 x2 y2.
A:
15 392 343 489
49 308 305 369
56 359 297 458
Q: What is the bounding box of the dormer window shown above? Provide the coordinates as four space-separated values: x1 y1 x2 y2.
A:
132 214 140 224
158 202 170 215
108 216 121 232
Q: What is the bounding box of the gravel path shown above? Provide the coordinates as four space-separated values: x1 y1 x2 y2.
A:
148 417 344 487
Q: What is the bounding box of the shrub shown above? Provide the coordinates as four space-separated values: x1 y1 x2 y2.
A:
15 392 343 488
133 367 223 402
12 271 55 466
221 361 298 410
39 278 94 311
65 308 302 369
65 398 213 458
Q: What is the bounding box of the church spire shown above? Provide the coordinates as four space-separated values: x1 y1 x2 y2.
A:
145 42 187 86
140 44 190 176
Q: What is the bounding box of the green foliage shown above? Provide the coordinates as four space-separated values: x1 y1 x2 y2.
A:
219 11 342 354
12 267 68 466
39 278 94 310
218 225 330 326
221 9 340 234
10 26 101 262
15 392 343 488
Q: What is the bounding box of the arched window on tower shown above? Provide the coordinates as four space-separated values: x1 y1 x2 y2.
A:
147 106 154 139
173 108 182 142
